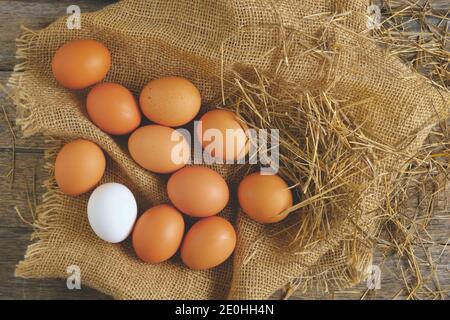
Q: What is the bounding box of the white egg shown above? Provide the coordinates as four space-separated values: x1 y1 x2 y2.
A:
87 183 137 243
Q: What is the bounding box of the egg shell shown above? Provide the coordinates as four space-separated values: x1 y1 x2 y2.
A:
167 166 229 217
54 139 106 196
128 125 190 174
87 83 141 135
197 109 249 161
87 183 137 243
132 204 185 263
51 39 111 89
181 216 236 270
238 172 293 223
139 76 201 127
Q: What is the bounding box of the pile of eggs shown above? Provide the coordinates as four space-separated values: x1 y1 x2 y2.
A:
51 39 293 270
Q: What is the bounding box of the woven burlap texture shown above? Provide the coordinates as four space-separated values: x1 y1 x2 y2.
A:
9 0 449 299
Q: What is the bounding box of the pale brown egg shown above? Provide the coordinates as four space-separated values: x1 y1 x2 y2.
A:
197 109 249 161
238 172 293 223
128 125 190 174
167 166 229 217
139 76 201 127
51 39 111 89
181 216 236 270
132 204 185 263
87 83 141 135
55 139 106 196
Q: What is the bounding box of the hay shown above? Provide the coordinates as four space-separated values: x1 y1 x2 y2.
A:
224 0 450 299
345 0 449 299
5 0 449 299
227 73 373 249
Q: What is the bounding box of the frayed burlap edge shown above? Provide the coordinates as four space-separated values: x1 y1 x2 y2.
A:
8 26 127 300
7 22 377 299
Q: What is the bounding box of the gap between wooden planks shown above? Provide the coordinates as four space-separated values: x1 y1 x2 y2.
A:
0 0 448 300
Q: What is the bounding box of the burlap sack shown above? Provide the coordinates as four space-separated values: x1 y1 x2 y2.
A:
9 0 449 299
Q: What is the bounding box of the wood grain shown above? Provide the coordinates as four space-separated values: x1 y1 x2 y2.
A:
0 0 448 300
0 71 50 149
0 0 116 70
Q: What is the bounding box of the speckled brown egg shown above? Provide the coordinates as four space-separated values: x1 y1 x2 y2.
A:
54 139 106 196
167 166 229 217
181 216 236 270
128 125 190 174
139 76 201 127
238 172 293 223
132 204 185 263
51 39 111 89
197 109 249 161
87 83 141 135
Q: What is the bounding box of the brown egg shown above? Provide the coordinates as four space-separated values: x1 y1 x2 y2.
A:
55 139 106 196
197 109 249 161
238 172 293 223
139 76 201 127
51 39 111 89
167 166 229 217
128 125 190 174
87 83 141 135
181 216 236 270
132 204 185 263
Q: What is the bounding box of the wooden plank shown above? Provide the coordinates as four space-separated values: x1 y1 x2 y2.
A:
0 71 51 149
400 178 450 246
0 0 117 71
0 226 111 299
0 0 448 71
0 150 46 228
333 244 450 300
2 221 447 299
376 0 450 11
1 146 448 237
272 244 450 300
0 0 448 301
0 148 448 299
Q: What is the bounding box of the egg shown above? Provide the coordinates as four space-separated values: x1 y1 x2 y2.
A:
197 109 249 161
51 39 111 89
132 204 184 263
139 76 201 127
87 183 137 243
54 139 106 196
128 125 190 174
181 216 236 270
167 166 229 217
87 83 141 135
238 172 293 223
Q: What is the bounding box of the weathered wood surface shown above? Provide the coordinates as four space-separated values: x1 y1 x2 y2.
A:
0 0 448 300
